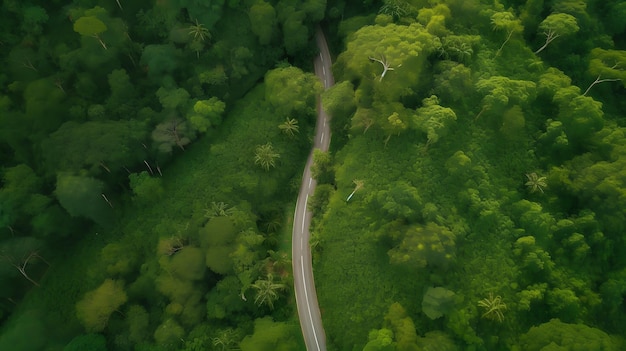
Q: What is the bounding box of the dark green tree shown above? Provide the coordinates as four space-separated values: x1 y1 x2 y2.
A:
54 173 112 225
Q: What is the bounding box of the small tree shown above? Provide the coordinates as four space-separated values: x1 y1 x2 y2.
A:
478 292 507 322
187 19 211 58
278 118 299 137
525 172 547 193
584 48 625 96
251 273 286 309
254 143 280 171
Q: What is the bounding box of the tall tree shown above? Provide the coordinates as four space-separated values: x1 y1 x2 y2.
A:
584 48 626 95
490 11 524 57
534 13 579 54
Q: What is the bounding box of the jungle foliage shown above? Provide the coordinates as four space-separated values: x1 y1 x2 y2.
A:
312 0 626 350
1 0 625 350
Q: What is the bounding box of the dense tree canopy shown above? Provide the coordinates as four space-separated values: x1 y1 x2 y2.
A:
1 0 625 350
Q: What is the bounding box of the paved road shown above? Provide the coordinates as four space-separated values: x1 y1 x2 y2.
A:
292 26 333 351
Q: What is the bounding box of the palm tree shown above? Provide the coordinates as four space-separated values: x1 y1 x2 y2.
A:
478 292 507 322
188 19 210 58
212 328 239 350
525 172 547 193
204 201 235 219
278 118 299 137
188 19 210 42
379 0 409 20
251 273 286 309
254 143 280 171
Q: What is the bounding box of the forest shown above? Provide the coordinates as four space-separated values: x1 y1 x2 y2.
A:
0 0 625 350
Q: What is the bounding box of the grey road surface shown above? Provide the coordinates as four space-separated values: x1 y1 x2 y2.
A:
292 26 334 351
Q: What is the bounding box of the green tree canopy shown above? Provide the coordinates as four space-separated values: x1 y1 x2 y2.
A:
42 120 147 176
384 302 419 351
264 66 322 116
363 328 395 351
239 316 301 351
519 319 622 351
388 222 456 269
412 95 457 147
73 16 107 37
534 13 579 54
54 174 112 224
422 287 456 320
129 172 164 204
249 1 277 45
187 97 226 133
76 279 128 332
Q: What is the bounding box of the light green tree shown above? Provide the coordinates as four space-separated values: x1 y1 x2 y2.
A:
520 319 622 351
388 223 455 269
384 302 419 351
534 13 579 54
76 279 127 332
584 48 626 95
264 66 322 116
363 328 395 351
490 11 523 57
188 97 225 133
413 95 457 149
254 143 280 171
475 76 536 119
477 292 507 322
73 16 108 49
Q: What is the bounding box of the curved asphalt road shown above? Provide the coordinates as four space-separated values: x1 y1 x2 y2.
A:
292 26 333 351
